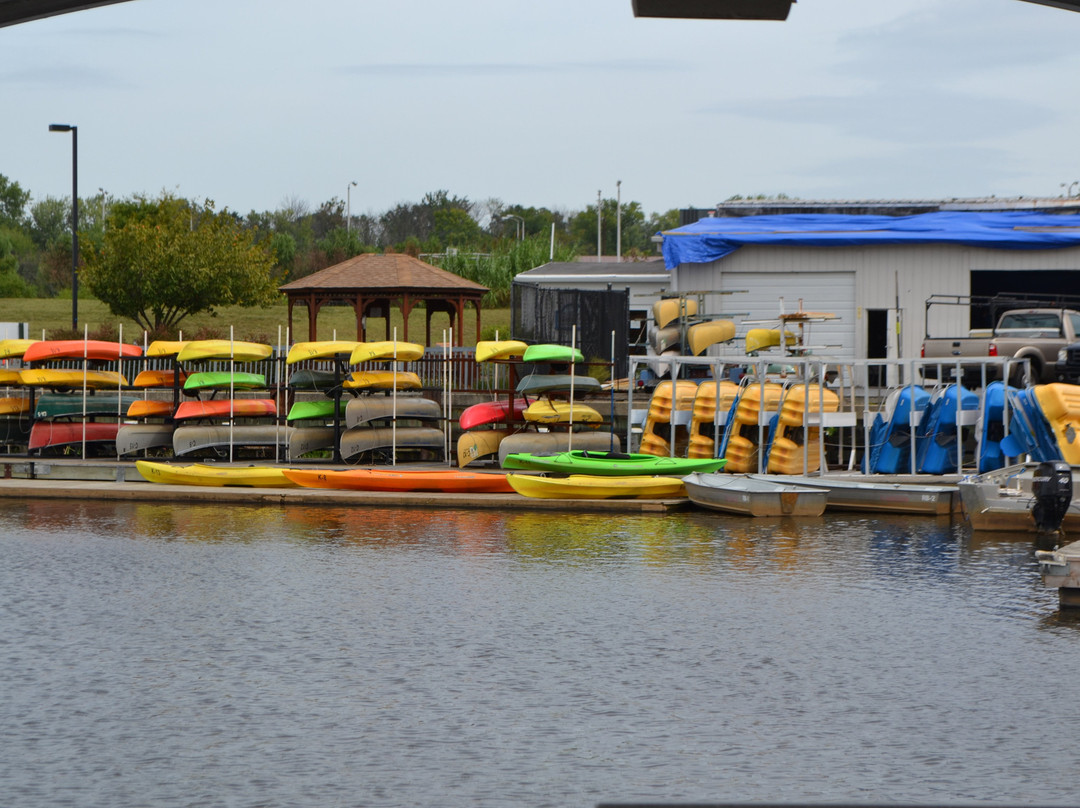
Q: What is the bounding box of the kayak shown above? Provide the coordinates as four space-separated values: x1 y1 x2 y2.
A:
176 339 273 363
282 467 514 494
522 400 603 424
286 399 347 421
521 344 584 364
459 398 529 430
132 369 188 388
475 340 528 362
343 371 422 390
174 399 277 421
126 399 174 419
0 338 36 360
146 340 189 358
23 339 142 362
502 450 728 476
183 371 267 392
288 368 340 390
18 369 128 389
0 397 31 416
506 473 687 500
515 373 603 396
286 340 361 364
350 341 425 364
345 396 441 427
135 459 297 487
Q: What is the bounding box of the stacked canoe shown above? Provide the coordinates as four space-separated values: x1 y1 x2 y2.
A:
0 339 34 449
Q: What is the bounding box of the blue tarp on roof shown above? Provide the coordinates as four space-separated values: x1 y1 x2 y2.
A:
660 211 1080 269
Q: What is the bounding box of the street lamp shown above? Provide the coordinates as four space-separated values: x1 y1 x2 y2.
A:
347 180 357 234
49 123 78 332
501 214 524 240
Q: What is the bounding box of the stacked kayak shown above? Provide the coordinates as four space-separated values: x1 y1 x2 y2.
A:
503 450 726 477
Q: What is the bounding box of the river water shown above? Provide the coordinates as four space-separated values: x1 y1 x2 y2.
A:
2 498 1077 808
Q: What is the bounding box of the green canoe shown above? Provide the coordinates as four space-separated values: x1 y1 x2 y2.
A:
288 369 341 390
521 344 585 364
183 371 267 393
515 373 603 396
502 450 728 476
287 399 346 421
33 392 143 421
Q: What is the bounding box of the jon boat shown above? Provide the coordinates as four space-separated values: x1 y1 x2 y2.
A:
19 368 128 389
172 424 294 456
34 392 142 420
283 467 514 494
183 371 267 392
127 399 175 419
176 339 273 363
132 369 187 388
748 474 957 515
506 473 687 500
516 373 603 396
339 425 444 460
503 450 727 477
958 462 1080 532
287 399 347 421
174 399 277 421
522 399 603 425
286 340 361 364
22 339 142 363
350 341 425 364
116 423 176 455
683 472 827 517
521 344 585 365
457 428 513 468
345 396 442 427
29 421 123 452
135 459 297 487
475 340 528 362
343 371 422 391
497 431 619 467
459 398 529 430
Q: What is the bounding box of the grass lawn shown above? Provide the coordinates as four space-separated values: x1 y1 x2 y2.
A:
0 298 512 347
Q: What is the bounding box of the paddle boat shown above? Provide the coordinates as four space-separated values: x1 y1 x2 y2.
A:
506 473 687 500
864 385 931 474
683 472 827 517
503 450 726 477
283 467 515 494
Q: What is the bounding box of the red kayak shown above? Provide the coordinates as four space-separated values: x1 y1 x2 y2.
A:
29 421 121 451
23 339 143 363
459 397 529 430
282 467 515 494
174 399 277 421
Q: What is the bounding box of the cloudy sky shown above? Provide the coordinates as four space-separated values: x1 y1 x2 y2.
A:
4 0 1080 219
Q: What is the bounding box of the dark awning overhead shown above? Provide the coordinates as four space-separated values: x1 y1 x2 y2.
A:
632 0 794 20
0 0 133 28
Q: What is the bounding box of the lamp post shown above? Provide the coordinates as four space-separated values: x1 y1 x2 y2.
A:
616 180 622 262
347 180 357 234
502 214 524 240
49 123 78 332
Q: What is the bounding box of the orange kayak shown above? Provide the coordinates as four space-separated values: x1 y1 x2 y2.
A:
174 399 277 421
127 399 174 419
282 467 514 493
132 369 188 388
23 339 142 362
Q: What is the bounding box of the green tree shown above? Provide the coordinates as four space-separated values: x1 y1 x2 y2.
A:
567 197 646 256
81 194 279 334
0 230 33 297
0 174 30 230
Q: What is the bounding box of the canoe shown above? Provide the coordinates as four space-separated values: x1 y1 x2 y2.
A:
135 460 297 487
506 473 687 500
132 369 188 388
522 400 602 424
172 424 294 456
287 425 338 459
176 339 273 363
688 319 737 355
18 369 129 389
146 340 189 358
183 371 266 392
457 428 512 468
515 373 603 396
126 399 174 419
23 339 142 362
174 399 278 421
459 398 529 430
345 396 441 427
339 426 445 460
29 421 122 452
286 340 361 364
343 370 422 390
651 326 681 354
521 344 584 365
287 399 347 421
751 474 957 515
283 468 515 494
33 392 142 420
653 296 698 329
116 423 176 454
475 340 528 362
0 338 36 359
0 397 30 416
958 462 1080 533
502 450 727 477
683 472 826 517
288 368 341 390
497 431 620 467
350 341 425 364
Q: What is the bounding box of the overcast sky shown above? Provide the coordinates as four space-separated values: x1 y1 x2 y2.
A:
4 0 1080 219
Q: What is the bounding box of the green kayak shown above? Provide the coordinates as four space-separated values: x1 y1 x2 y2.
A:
183 371 266 393
286 398 346 421
288 369 341 390
502 449 727 476
515 373 603 396
521 344 585 364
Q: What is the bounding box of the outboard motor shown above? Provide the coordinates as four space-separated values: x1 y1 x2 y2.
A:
1032 461 1073 535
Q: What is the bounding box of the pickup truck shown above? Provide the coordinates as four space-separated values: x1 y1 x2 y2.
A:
921 307 1080 385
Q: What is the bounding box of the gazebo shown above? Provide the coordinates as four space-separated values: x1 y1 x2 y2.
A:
279 253 488 345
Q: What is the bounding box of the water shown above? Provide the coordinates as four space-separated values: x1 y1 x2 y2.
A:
2 499 1078 808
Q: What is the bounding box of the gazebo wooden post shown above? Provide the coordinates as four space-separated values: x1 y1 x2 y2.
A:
354 294 366 341
401 294 413 343
307 293 318 342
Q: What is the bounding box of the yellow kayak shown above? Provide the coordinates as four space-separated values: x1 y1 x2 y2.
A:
135 460 297 488
18 368 128 389
523 399 603 424
475 340 528 362
176 339 273 363
506 473 687 500
350 341 425 364
0 338 36 360
146 340 189 358
286 340 361 364
0 397 30 416
343 370 422 390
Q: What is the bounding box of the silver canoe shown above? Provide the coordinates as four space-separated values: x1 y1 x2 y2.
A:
344 396 442 428
749 474 957 515
683 472 827 517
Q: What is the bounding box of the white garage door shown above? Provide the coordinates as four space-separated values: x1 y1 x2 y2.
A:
717 271 857 361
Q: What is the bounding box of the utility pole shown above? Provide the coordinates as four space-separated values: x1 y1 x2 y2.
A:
597 189 602 261
616 180 622 261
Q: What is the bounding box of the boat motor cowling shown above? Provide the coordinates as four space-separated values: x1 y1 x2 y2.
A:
1032 461 1073 534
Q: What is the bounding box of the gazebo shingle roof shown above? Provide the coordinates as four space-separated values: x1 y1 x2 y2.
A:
279 253 487 293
